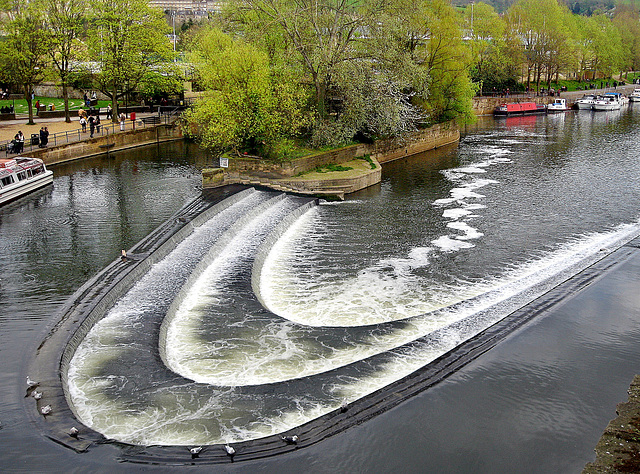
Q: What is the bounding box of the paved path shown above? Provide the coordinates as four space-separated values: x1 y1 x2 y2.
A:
0 111 164 156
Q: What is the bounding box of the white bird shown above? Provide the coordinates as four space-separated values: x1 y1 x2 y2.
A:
32 390 42 400
41 405 52 416
69 427 79 438
224 444 235 456
190 446 203 458
281 434 298 444
340 399 349 413
26 376 38 388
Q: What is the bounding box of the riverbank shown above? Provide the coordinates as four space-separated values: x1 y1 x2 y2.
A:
202 121 460 199
584 375 640 472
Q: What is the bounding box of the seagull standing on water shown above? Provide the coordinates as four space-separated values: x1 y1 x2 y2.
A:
32 390 42 400
26 376 38 388
41 405 52 416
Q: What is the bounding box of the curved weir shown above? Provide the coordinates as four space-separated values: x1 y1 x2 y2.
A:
32 111 640 462
63 185 640 447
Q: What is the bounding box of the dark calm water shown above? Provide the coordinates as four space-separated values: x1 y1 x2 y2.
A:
2 109 640 472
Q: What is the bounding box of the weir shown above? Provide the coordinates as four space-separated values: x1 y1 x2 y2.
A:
28 183 640 463
26 109 640 463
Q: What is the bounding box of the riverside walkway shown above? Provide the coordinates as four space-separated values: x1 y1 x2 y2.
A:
0 109 173 156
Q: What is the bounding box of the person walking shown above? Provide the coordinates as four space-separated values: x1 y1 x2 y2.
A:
119 112 126 131
80 116 87 132
106 104 112 120
89 115 95 138
95 115 101 134
42 127 49 147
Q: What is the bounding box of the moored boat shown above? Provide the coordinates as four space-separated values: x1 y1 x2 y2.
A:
0 157 53 205
629 89 640 102
494 102 546 116
592 93 622 111
546 98 569 112
575 94 597 110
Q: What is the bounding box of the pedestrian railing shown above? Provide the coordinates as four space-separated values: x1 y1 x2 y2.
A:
1 112 176 156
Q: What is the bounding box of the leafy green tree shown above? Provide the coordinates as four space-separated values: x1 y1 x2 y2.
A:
463 2 519 94
0 0 50 125
183 27 308 157
85 0 174 121
396 0 474 122
228 0 386 120
506 0 573 92
587 14 623 80
43 0 86 123
613 5 640 76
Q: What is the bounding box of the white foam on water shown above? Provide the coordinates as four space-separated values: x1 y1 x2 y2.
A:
431 235 476 251
442 208 473 219
447 221 484 240
70 210 640 445
455 166 486 174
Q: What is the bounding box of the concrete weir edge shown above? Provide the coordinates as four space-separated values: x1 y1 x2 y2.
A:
23 186 640 464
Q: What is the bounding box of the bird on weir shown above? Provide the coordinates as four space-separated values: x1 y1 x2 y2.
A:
190 446 203 458
281 434 298 444
224 444 236 456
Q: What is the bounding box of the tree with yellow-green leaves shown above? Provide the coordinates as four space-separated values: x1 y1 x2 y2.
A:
506 0 575 92
0 0 50 125
85 0 175 122
42 0 86 123
183 27 309 158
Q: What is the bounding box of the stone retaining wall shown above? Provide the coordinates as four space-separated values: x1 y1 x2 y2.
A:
278 166 382 194
222 120 459 179
23 125 183 165
370 121 460 164
472 96 550 116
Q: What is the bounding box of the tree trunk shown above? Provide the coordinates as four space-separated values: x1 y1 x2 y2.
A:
24 86 35 125
314 73 326 119
111 80 119 123
62 81 71 123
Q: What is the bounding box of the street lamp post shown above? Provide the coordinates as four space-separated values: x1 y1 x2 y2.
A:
172 11 176 53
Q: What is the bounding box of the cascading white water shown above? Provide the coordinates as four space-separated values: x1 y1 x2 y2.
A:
66 112 640 446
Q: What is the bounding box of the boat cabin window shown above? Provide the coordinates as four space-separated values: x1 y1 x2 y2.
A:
17 171 27 181
1 175 15 186
32 165 43 175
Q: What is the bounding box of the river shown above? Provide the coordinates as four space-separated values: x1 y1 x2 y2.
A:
1 109 640 472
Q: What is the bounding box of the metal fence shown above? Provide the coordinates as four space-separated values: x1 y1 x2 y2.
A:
2 112 178 156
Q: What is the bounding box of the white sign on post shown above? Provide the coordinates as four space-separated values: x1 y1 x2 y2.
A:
220 157 229 168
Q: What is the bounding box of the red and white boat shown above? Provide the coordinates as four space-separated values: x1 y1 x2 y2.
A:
494 102 547 116
0 157 53 205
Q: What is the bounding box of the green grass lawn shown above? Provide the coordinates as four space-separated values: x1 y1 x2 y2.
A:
0 96 114 114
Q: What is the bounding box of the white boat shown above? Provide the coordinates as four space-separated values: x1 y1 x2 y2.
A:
629 89 640 102
575 94 597 110
592 94 622 111
546 98 569 112
0 157 53 205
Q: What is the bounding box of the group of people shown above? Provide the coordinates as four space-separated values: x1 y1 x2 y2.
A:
79 111 101 137
39 127 49 147
10 131 24 154
83 91 98 109
0 105 14 114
